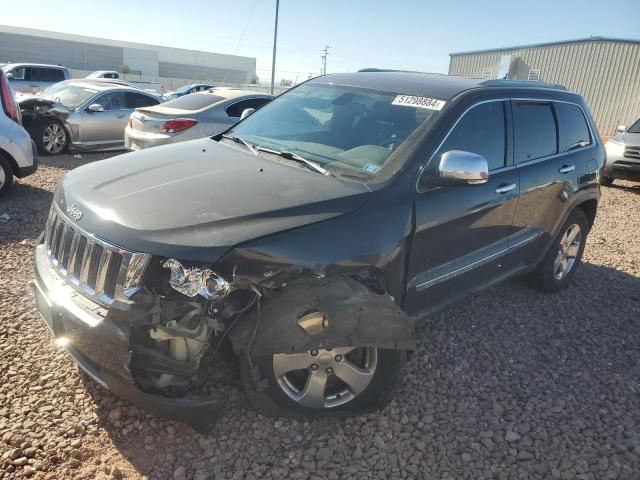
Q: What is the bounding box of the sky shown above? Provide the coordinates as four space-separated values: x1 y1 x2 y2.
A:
3 0 640 83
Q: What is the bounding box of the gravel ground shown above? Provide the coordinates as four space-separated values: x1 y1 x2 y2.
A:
1 152 640 480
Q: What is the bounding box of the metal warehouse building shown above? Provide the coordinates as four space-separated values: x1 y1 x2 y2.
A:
449 37 640 136
0 24 256 84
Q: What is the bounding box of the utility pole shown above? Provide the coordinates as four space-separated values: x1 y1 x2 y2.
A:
321 46 330 75
270 0 280 95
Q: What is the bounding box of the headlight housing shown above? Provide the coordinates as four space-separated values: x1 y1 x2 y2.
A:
163 259 231 300
605 140 625 158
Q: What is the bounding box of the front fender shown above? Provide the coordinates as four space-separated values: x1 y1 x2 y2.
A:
228 277 415 357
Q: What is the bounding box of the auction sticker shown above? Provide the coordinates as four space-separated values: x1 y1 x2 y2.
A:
392 95 446 111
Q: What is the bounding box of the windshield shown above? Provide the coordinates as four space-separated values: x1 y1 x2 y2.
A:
38 83 99 109
176 84 196 93
628 118 640 134
228 82 442 179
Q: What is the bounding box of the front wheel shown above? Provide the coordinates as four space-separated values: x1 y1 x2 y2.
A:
31 118 68 155
0 156 14 198
529 208 589 292
601 175 614 187
240 346 405 417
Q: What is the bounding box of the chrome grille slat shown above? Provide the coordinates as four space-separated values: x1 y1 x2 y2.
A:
624 146 640 160
41 205 150 307
94 249 113 295
66 231 81 277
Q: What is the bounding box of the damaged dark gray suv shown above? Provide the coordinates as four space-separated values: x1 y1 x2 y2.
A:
32 71 604 432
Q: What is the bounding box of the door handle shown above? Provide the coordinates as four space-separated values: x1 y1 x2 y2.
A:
495 183 516 194
559 164 575 174
116 114 125 118
30 84 38 87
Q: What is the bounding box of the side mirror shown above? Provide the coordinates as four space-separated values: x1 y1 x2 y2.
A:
87 103 104 113
5 72 13 80
240 107 255 120
616 125 627 133
434 150 489 186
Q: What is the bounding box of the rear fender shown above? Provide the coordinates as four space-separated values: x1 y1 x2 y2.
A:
228 277 415 357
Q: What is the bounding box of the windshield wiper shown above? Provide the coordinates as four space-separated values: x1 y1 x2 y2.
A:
221 134 258 155
255 146 330 175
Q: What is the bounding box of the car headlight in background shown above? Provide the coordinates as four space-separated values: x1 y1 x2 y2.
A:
163 259 231 300
605 140 625 158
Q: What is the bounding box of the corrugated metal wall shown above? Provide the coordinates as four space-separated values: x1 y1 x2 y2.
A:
449 40 640 136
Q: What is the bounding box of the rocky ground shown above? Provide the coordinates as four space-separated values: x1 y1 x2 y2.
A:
1 152 639 479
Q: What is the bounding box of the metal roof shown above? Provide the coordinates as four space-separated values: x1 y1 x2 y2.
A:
450 36 640 57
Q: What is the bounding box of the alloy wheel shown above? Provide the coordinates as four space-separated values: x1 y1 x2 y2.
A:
553 223 582 280
273 347 377 408
43 123 66 154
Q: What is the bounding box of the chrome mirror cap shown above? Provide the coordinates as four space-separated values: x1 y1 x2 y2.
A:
438 150 489 185
240 107 256 120
87 103 105 113
616 125 627 133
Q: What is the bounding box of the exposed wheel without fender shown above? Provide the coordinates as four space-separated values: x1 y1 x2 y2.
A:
529 208 589 292
240 346 406 416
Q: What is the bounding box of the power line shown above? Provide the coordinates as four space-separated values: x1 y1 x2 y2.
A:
234 0 259 54
321 45 330 75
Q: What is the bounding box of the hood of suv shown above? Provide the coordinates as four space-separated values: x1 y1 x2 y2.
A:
610 131 640 146
55 138 371 262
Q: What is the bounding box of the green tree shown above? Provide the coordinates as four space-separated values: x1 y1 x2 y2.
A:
120 64 131 74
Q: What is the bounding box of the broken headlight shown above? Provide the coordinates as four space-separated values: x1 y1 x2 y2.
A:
162 259 231 300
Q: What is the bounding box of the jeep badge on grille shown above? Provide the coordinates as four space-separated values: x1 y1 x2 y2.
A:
66 204 83 221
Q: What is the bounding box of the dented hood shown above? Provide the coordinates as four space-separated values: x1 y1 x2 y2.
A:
55 138 371 261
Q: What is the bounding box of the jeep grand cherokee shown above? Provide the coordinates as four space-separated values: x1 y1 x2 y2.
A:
32 71 604 431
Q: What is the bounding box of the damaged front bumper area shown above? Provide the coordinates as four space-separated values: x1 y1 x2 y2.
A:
32 242 223 433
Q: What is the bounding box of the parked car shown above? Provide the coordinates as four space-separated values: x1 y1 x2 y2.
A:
19 79 161 155
602 119 640 185
0 69 37 198
86 71 120 80
124 90 272 150
1 63 70 93
162 83 215 101
32 71 604 431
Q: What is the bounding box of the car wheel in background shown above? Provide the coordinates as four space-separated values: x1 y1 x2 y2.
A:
31 119 68 155
601 175 614 186
529 208 589 293
240 346 406 417
0 155 14 198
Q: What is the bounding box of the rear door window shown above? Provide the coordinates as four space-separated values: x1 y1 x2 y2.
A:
554 103 591 152
126 92 159 108
437 101 507 171
513 102 557 163
31 68 65 82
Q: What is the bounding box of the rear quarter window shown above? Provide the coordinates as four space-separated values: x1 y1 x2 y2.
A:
554 103 591 152
513 103 557 163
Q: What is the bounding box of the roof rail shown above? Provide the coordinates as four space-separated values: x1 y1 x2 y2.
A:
481 79 567 90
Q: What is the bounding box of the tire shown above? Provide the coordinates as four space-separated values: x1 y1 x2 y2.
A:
529 208 589 293
601 175 614 187
240 347 406 417
30 118 68 155
0 156 14 198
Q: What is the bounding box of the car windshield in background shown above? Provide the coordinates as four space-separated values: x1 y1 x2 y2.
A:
161 93 225 110
628 118 640 133
228 83 441 179
38 83 99 110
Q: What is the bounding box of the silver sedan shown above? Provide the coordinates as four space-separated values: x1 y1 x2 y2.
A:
19 80 161 155
124 89 272 151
